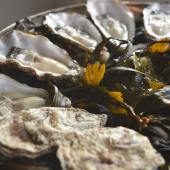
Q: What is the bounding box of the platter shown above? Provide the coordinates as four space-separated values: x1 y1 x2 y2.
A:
0 1 169 170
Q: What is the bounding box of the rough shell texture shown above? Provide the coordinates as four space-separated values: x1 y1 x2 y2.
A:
0 106 107 158
57 127 165 170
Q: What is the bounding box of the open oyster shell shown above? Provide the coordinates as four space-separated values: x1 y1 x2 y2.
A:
87 0 135 40
8 47 77 77
0 30 82 88
57 127 164 170
43 12 102 51
0 107 107 158
41 12 104 66
0 30 71 66
143 3 170 40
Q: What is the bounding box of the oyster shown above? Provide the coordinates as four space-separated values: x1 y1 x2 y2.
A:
8 47 74 76
41 12 104 66
57 127 164 170
0 30 71 65
0 73 47 110
0 73 71 109
0 30 81 88
43 12 102 51
0 30 80 70
87 0 135 40
0 107 107 158
143 3 170 40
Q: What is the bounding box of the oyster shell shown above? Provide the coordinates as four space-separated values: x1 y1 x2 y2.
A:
8 47 75 76
0 107 107 158
0 73 71 109
87 0 135 40
143 3 170 40
0 30 81 88
0 30 72 66
41 12 104 66
57 127 165 170
43 12 102 51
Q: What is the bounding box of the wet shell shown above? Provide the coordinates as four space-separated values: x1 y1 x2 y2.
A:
42 12 103 66
0 30 82 88
44 12 102 50
0 73 71 109
87 0 135 40
143 3 170 40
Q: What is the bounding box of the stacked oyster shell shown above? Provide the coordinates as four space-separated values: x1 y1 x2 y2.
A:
0 0 166 169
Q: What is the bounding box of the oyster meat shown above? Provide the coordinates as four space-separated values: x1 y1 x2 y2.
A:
57 127 164 170
0 30 79 70
8 47 74 76
43 12 102 50
87 0 135 40
143 3 170 40
0 30 81 87
0 107 107 158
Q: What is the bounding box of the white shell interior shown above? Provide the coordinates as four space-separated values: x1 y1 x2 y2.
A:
143 3 170 40
12 49 71 76
44 12 102 49
0 74 47 100
87 0 135 40
0 30 73 66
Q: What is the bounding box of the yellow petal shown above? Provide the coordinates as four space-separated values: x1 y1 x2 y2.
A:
97 64 106 83
108 91 124 102
148 80 165 90
93 62 100 85
85 62 106 86
94 62 100 76
108 104 127 114
148 42 170 53
85 64 91 85
86 64 94 85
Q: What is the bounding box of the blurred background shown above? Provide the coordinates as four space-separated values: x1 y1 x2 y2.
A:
0 0 85 30
0 0 168 30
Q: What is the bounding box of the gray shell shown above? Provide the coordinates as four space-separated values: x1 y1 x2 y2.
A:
0 106 107 158
57 127 165 170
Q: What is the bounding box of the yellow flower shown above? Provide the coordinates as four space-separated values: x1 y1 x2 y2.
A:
107 91 127 114
85 62 106 86
148 79 165 90
108 104 127 114
148 42 170 53
107 91 124 102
